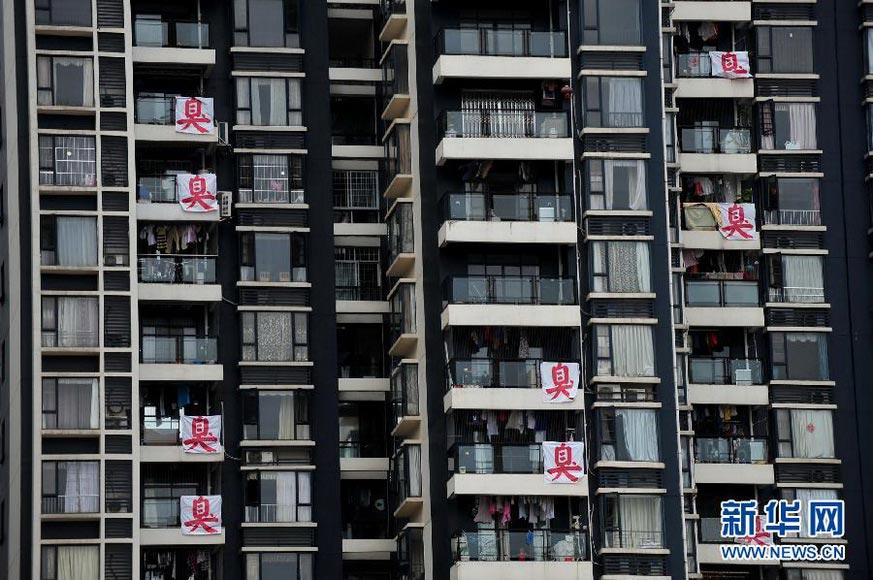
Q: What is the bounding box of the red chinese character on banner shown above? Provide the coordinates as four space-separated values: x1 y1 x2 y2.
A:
184 417 219 453
721 52 749 77
546 443 583 483
736 515 773 546
177 98 212 133
721 204 754 239
181 175 217 211
184 497 220 534
545 363 575 401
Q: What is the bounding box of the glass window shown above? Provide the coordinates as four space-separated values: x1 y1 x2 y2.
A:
776 409 835 459
36 56 94 107
38 135 97 187
760 103 817 150
236 78 303 126
770 332 829 381
40 216 98 267
583 77 643 128
591 241 651 293
42 378 99 430
595 325 655 377
234 0 299 48
238 154 304 204
35 0 92 26
41 296 99 348
241 311 309 362
756 27 814 73
582 0 642 45
41 545 99 580
763 177 820 226
245 471 312 523
240 232 307 282
243 390 310 440
601 494 663 548
245 553 313 580
587 159 647 210
41 461 99 514
599 408 659 461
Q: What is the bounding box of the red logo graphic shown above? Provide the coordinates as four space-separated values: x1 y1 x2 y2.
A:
177 98 212 133
721 204 754 239
184 417 219 453
545 363 575 401
181 175 216 211
184 497 220 534
546 443 583 483
736 515 773 546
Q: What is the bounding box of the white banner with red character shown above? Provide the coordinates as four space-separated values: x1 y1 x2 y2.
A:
176 173 218 213
175 97 215 134
715 203 757 241
709 51 752 79
180 495 222 535
543 441 585 484
180 415 222 454
540 362 580 403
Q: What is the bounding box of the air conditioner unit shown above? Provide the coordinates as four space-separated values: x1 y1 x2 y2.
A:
217 121 230 146
734 368 753 385
219 191 232 217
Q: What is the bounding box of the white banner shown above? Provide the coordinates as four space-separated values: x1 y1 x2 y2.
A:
716 203 757 241
540 362 580 403
709 51 752 79
180 495 222 535
180 415 222 454
176 173 218 213
175 97 215 134
543 441 584 484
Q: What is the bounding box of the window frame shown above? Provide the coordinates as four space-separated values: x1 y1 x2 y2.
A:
581 0 643 46
582 76 644 128
769 331 829 381
41 460 100 514
36 55 94 107
239 232 307 283
41 545 99 580
245 552 314 580
245 470 313 523
590 240 652 293
233 0 300 48
600 493 664 549
235 77 303 127
241 311 309 362
755 26 814 74
238 153 305 203
35 0 92 27
243 389 311 440
38 134 97 187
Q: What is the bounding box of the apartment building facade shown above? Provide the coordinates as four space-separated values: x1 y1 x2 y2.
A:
0 0 871 579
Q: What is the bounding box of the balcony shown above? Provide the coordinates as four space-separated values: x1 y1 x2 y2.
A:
675 52 754 98
143 548 219 579
439 192 575 245
684 279 763 327
436 110 573 165
132 16 215 66
379 0 407 42
679 127 757 174
433 29 570 83
389 282 417 357
694 437 774 485
134 94 218 143
391 445 422 518
696 517 778 565
387 201 415 277
382 42 410 120
138 255 220 302
452 529 591 580
140 333 221 382
136 175 221 222
391 363 420 437
681 203 761 251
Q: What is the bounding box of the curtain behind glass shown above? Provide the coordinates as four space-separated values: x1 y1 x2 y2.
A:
259 391 296 439
249 0 285 47
255 233 291 282
608 242 651 292
617 409 659 461
251 78 287 125
56 216 97 267
256 312 293 361
604 160 646 210
57 297 98 347
57 378 99 429
605 78 642 128
790 409 834 458
53 57 94 107
62 461 99 512
783 256 823 303
786 332 829 380
611 325 655 376
620 496 662 548
57 546 99 580
796 489 838 538
771 28 814 73
598 0 642 45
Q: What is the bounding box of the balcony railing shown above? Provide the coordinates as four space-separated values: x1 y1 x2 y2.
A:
699 517 729 544
238 187 304 205
442 276 577 305
140 335 218 364
329 57 378 68
677 52 713 78
245 504 304 523
695 437 769 464
685 280 759 307
680 127 752 154
439 110 570 140
137 175 178 203
138 255 217 285
767 286 825 304
142 415 180 445
763 208 821 226
133 17 210 48
392 364 419 419
441 192 572 223
688 357 763 385
447 358 571 389
603 529 664 550
451 443 543 475
436 28 568 58
42 494 100 514
453 529 587 562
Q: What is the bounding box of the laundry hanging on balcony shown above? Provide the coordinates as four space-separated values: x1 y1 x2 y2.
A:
180 415 223 454
709 51 752 79
542 441 584 484
540 362 580 403
175 97 215 134
176 173 218 212
181 495 222 535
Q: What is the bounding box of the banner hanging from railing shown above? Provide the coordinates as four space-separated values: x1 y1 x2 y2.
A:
180 415 222 454
175 97 215 134
543 441 585 484
709 51 752 79
176 173 218 213
181 495 222 535
540 362 580 403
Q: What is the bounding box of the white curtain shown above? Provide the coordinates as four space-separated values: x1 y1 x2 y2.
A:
271 471 297 522
57 545 99 580
56 378 98 429
50 57 94 107
287 79 303 125
608 242 651 293
617 409 659 461
611 325 655 377
783 255 824 303
785 103 817 149
791 409 834 458
803 571 844 580
251 78 287 126
63 461 98 513
245 555 260 580
262 391 295 439
57 297 98 347
606 78 642 127
604 160 646 210
796 489 838 538
620 496 662 548
56 216 97 267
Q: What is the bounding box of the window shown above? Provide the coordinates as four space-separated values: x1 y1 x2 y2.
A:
245 553 313 580
238 154 304 204
35 0 92 26
236 78 303 126
245 471 312 522
756 27 814 73
760 103 817 150
42 378 99 430
243 390 310 440
333 170 379 224
866 29 873 75
40 215 98 267
41 461 99 514
335 246 381 301
769 255 824 304
583 77 643 128
241 312 309 362
38 135 96 186
591 241 651 293
770 332 829 381
780 489 840 539
234 0 300 48
41 545 99 580
602 494 663 548
36 56 94 107
41 296 99 348
388 202 414 261
599 408 659 461
776 409 834 459
587 159 647 210
391 283 416 336
595 325 655 377
762 177 820 226
785 569 843 580
582 0 642 45
240 232 307 282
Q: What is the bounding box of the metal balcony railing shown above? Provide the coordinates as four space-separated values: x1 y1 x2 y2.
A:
140 334 218 364
439 110 570 140
441 191 572 222
133 17 210 48
138 255 217 285
442 276 577 306
685 280 760 307
453 529 588 562
680 127 752 154
767 286 825 304
436 28 568 58
695 437 769 464
688 357 764 385
451 443 544 475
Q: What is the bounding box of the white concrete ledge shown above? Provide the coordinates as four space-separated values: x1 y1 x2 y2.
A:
342 539 395 557
136 203 220 222
336 300 390 314
140 445 224 462
433 55 572 84
694 463 774 485
441 304 581 328
338 378 390 392
137 283 222 302
139 363 223 382
134 123 218 143
340 457 389 479
132 46 216 66
439 221 577 246
139 528 225 546
444 387 586 412
333 223 388 236
687 384 769 406
681 230 761 250
332 145 384 158
679 153 758 174
684 307 764 327
672 1 751 21
437 138 574 165
448 473 589 498
675 78 754 99
451 561 595 580
329 68 383 82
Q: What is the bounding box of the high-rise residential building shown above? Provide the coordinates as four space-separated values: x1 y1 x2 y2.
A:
0 0 871 579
